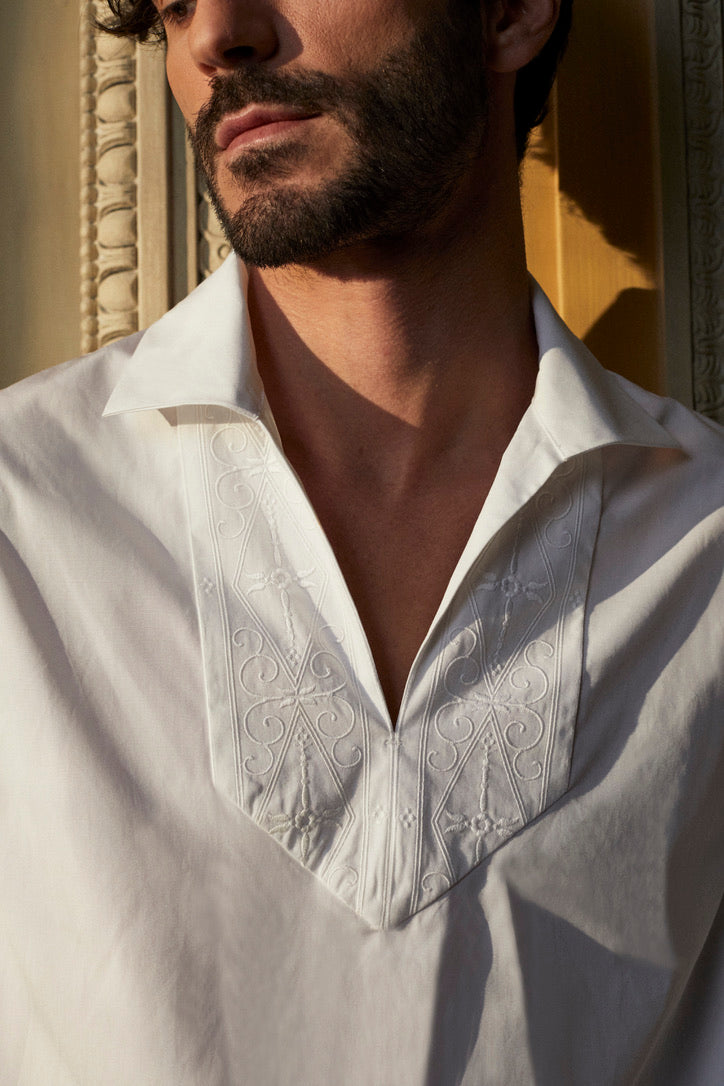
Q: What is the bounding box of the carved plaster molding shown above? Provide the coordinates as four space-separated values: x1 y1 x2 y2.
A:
196 175 230 281
80 0 139 354
680 0 724 422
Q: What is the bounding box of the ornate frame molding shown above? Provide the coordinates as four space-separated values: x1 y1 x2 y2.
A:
680 0 724 421
195 173 232 282
80 0 139 353
79 0 180 352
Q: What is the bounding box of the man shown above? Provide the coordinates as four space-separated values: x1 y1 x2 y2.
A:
1 0 722 1082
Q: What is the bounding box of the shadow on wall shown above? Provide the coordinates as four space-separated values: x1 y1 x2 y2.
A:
527 0 666 395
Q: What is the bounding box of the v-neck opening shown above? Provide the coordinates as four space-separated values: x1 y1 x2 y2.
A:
102 260 683 929
178 402 603 928
256 395 507 738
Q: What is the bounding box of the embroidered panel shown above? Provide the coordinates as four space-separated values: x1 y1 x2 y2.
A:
404 460 592 921
180 408 599 928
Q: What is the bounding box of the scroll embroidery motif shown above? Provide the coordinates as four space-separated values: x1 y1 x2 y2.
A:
184 409 596 928
412 461 591 914
267 727 344 865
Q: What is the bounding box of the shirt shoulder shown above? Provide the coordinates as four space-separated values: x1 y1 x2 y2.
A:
0 333 144 532
608 369 724 462
0 332 143 432
598 375 724 564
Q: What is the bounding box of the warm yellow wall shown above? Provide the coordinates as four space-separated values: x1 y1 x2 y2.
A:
523 0 664 394
1 0 81 388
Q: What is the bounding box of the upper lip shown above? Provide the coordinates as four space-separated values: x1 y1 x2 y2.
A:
215 106 318 150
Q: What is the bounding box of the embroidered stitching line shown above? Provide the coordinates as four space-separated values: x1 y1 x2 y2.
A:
189 407 595 928
444 731 520 863
267 726 344 864
197 411 246 808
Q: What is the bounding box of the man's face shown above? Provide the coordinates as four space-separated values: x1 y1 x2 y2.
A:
160 0 489 267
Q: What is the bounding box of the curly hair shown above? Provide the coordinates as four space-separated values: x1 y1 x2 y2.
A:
96 0 164 42
96 0 573 158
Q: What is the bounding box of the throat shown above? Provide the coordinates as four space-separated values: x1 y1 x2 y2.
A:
296 470 497 726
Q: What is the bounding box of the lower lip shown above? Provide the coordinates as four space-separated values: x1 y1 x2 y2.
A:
224 116 318 155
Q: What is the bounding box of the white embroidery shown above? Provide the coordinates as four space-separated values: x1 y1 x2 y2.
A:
210 425 255 540
267 727 343 865
537 463 576 548
181 410 598 928
444 733 520 863
244 495 316 667
478 523 549 670
329 865 359 896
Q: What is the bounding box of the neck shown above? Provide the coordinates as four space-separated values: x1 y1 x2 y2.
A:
246 146 537 493
244 137 539 722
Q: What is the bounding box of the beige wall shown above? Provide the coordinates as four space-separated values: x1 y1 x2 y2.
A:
1 0 81 387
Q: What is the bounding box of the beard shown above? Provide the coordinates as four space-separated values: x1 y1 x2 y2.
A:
189 2 489 268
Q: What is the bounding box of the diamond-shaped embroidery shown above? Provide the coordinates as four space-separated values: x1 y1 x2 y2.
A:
444 732 520 864
232 487 326 682
267 728 344 865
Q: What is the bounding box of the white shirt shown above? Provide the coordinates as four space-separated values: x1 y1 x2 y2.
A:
1 255 722 1085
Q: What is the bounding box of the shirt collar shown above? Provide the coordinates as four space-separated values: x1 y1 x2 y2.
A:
447 284 682 567
530 284 679 458
103 251 680 459
103 255 264 419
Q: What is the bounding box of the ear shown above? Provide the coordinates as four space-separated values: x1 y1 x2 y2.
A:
484 0 561 73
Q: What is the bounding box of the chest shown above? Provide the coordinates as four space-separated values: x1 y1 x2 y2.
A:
302 472 500 722
177 406 599 927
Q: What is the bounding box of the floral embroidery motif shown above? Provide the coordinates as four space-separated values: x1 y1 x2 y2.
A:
244 495 315 668
478 523 550 671
444 732 520 863
267 728 343 865
427 633 549 784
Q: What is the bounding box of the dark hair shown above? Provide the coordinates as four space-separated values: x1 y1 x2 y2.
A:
97 0 573 158
96 0 164 43
514 0 573 158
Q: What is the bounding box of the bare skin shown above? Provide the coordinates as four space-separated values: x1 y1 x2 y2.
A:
158 0 559 722
247 145 538 722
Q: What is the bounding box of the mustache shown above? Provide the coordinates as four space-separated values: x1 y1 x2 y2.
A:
192 67 352 158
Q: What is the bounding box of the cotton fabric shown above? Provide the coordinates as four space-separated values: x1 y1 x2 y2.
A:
1 256 723 1084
